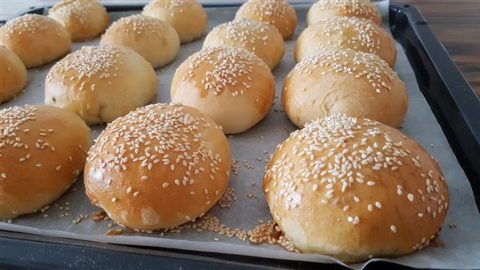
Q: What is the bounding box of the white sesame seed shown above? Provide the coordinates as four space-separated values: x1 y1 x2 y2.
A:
390 225 397 233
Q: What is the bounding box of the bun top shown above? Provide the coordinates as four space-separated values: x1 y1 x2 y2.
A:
295 16 396 66
289 49 400 95
308 0 381 25
85 103 230 229
264 114 449 262
0 46 27 102
46 45 134 91
48 0 109 41
0 105 91 218
49 0 104 18
1 14 60 37
174 46 270 97
142 0 208 43
235 0 297 39
0 14 71 67
204 18 284 69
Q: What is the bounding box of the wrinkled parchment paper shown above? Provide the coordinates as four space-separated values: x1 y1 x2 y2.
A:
1 2 480 269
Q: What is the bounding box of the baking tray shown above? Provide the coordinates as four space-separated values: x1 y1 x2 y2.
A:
0 3 479 270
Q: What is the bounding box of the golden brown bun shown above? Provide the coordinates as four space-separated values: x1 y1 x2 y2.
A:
203 18 284 70
100 14 180 69
307 0 382 26
0 105 91 219
84 103 230 230
0 14 71 68
171 46 275 134
294 16 396 67
48 0 109 42
283 50 407 128
45 46 157 125
235 0 297 40
142 0 208 43
0 46 27 103
264 114 449 263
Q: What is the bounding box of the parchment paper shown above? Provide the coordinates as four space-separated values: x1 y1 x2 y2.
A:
1 2 480 269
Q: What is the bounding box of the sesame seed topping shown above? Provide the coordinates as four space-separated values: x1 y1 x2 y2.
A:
407 193 415 202
238 0 293 34
105 14 172 37
86 104 226 199
302 16 385 55
2 14 53 38
265 114 448 234
180 46 268 96
310 0 379 22
293 50 401 94
49 0 104 26
47 46 125 92
207 18 280 58
390 225 397 233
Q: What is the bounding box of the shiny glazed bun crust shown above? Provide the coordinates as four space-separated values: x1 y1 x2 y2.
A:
45 46 157 125
294 16 396 66
307 0 382 26
171 46 275 134
0 14 71 68
283 49 407 128
203 18 285 70
100 14 180 69
0 105 91 218
264 114 449 263
235 0 297 39
84 103 230 230
142 0 208 43
48 0 109 42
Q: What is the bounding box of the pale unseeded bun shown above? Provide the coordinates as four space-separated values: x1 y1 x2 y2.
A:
85 103 230 230
0 46 27 103
0 105 91 219
45 46 157 125
294 16 396 67
283 50 407 128
100 14 180 69
235 0 297 40
0 14 71 68
142 0 208 43
264 114 449 263
171 46 275 134
48 0 109 42
307 0 382 26
203 18 284 70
